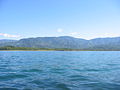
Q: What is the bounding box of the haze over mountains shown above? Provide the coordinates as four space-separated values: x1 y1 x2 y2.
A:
0 36 120 50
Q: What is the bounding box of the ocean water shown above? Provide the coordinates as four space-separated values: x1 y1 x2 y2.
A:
0 51 120 90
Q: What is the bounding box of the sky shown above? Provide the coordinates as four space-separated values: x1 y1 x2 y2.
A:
0 0 120 40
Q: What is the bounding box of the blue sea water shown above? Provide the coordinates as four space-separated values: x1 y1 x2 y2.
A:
0 51 120 90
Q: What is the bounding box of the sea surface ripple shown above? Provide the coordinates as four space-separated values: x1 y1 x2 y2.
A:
0 51 120 90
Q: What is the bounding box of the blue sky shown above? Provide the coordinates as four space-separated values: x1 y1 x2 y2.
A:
0 0 120 39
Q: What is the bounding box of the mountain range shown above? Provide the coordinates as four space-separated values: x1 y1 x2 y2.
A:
0 36 120 50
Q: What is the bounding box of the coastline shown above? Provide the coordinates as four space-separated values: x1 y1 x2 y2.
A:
0 46 119 51
0 50 120 51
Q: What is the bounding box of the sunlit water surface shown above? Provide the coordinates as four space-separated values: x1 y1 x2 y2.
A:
0 51 120 90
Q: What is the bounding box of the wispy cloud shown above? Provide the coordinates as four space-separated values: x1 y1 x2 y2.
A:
69 32 83 38
0 33 20 38
57 28 63 33
70 32 78 36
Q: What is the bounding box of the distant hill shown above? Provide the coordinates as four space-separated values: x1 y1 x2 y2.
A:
0 36 120 50
0 39 17 47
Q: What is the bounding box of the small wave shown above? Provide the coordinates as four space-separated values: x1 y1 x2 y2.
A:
55 83 71 90
0 74 27 81
69 75 90 81
22 69 43 73
50 68 65 74
30 80 44 85
0 87 18 90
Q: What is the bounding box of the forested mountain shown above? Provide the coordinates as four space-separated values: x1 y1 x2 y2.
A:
0 36 120 50
0 39 17 47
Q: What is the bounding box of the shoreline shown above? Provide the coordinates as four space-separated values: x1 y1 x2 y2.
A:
0 46 120 51
0 50 120 51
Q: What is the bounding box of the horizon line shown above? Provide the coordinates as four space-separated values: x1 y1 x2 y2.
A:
0 35 120 40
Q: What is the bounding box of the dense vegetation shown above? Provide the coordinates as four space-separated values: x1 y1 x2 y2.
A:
0 46 38 50
0 36 120 51
0 46 79 51
0 46 120 51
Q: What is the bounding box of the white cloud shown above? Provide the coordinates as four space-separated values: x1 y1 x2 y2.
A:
0 33 20 38
57 28 63 33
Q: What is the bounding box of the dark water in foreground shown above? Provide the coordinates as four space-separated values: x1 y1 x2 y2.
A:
0 51 120 90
